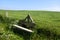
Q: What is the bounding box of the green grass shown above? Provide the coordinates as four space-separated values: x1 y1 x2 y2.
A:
0 10 60 40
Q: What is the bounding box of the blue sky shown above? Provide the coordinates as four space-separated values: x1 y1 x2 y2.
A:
0 0 60 11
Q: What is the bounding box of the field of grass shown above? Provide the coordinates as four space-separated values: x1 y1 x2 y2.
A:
0 10 60 40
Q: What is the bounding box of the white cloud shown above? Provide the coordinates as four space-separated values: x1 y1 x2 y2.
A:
44 4 60 11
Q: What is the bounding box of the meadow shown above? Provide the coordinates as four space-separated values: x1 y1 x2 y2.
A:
0 10 60 40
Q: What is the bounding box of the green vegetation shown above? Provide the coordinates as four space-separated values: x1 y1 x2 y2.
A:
0 10 60 40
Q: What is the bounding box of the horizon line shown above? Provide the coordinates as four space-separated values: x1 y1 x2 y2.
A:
0 9 60 12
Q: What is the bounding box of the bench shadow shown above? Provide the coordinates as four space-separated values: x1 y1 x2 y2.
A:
37 28 60 40
11 26 32 40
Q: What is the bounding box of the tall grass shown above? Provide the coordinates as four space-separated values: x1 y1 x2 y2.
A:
0 10 60 40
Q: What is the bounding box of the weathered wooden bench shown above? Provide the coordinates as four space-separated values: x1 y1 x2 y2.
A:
13 14 35 33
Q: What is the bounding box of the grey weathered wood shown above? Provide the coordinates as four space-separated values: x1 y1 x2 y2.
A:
24 14 35 23
13 24 34 33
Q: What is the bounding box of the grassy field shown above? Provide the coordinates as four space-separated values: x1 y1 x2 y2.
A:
0 10 60 40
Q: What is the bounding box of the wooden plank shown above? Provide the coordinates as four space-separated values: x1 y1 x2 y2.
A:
13 24 34 33
29 15 35 23
24 14 35 23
